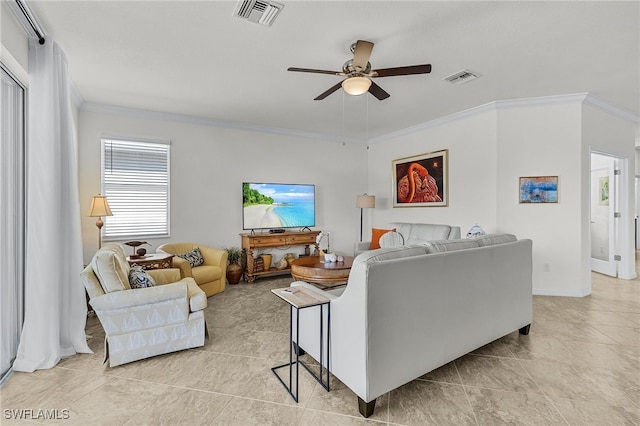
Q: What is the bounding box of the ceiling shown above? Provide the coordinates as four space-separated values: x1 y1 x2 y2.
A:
29 1 639 142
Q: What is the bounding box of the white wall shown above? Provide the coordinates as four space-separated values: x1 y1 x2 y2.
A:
497 102 584 296
78 109 368 263
367 110 499 239
367 97 637 297
78 96 637 294
1 2 29 82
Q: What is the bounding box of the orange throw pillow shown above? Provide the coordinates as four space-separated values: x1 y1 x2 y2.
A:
369 228 396 250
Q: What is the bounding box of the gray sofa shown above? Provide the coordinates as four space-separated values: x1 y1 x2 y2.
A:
354 222 462 255
292 233 533 417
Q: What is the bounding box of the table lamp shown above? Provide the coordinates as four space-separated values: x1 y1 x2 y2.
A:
88 195 112 249
356 194 376 241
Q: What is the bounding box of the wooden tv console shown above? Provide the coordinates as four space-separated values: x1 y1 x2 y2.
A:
240 231 320 282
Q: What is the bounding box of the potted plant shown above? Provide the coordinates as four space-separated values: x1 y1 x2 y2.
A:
225 246 244 284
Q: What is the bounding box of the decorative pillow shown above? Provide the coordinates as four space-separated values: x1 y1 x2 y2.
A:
177 247 205 267
379 231 405 248
128 264 157 289
91 247 131 293
369 228 396 250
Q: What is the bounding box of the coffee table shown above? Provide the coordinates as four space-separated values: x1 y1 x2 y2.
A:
290 256 354 289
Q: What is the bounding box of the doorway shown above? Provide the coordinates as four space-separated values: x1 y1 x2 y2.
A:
590 153 617 276
589 150 634 279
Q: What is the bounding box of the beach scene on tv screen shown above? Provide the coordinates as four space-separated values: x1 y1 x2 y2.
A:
243 183 315 229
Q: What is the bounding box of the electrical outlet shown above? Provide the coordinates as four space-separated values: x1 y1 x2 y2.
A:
543 263 551 272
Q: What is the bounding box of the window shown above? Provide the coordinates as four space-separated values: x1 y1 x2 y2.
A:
1 65 26 382
102 138 170 239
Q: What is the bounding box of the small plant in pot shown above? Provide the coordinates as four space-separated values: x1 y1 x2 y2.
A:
225 246 244 284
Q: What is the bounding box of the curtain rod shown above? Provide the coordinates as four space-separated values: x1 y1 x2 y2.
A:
12 0 46 45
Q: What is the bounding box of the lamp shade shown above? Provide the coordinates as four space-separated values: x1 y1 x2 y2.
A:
88 195 112 217
342 76 372 96
356 194 376 209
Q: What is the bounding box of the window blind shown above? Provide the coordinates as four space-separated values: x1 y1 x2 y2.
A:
102 138 170 239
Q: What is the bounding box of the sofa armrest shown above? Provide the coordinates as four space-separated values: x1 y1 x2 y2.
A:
449 226 461 239
199 246 228 267
148 268 182 284
354 241 371 256
89 281 188 311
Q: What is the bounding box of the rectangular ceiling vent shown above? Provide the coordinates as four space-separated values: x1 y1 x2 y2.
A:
233 0 284 27
443 70 480 85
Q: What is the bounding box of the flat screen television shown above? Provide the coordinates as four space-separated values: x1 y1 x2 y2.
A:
242 182 316 231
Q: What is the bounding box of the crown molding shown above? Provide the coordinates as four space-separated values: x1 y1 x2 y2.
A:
81 92 638 147
367 101 498 145
368 93 639 145
81 102 366 145
582 94 640 123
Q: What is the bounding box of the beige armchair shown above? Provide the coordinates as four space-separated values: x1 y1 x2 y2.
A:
157 243 228 297
81 243 208 367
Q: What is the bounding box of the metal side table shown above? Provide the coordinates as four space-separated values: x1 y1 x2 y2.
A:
271 287 330 402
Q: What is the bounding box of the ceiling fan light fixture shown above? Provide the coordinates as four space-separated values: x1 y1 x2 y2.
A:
342 76 371 96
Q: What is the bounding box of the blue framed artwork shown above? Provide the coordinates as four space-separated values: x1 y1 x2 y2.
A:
519 176 558 203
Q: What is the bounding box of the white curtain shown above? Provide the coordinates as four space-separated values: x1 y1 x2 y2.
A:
0 67 26 380
12 41 91 372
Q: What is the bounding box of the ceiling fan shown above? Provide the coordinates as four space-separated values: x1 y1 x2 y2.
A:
287 40 431 101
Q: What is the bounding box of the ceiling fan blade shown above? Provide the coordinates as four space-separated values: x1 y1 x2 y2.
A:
352 40 374 71
288 67 341 76
373 64 432 77
368 81 390 100
314 81 344 100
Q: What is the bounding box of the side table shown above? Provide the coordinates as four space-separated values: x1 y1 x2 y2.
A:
271 287 330 402
127 253 174 270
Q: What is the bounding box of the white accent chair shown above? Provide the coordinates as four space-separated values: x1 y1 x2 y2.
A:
81 243 208 367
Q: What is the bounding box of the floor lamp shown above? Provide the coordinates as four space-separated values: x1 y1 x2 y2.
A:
88 195 112 249
356 194 375 241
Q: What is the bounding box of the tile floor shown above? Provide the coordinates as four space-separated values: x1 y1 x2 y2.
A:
1 270 638 425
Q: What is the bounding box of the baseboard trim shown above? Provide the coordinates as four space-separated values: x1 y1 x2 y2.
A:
532 287 592 297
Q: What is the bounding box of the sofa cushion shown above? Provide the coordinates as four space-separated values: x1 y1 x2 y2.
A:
379 231 405 248
369 228 396 250
128 264 157 289
177 247 205 267
102 242 127 261
91 247 131 293
475 233 517 247
403 224 452 245
422 239 480 254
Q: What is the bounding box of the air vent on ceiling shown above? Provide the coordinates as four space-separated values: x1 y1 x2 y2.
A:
443 70 480 84
233 0 284 27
